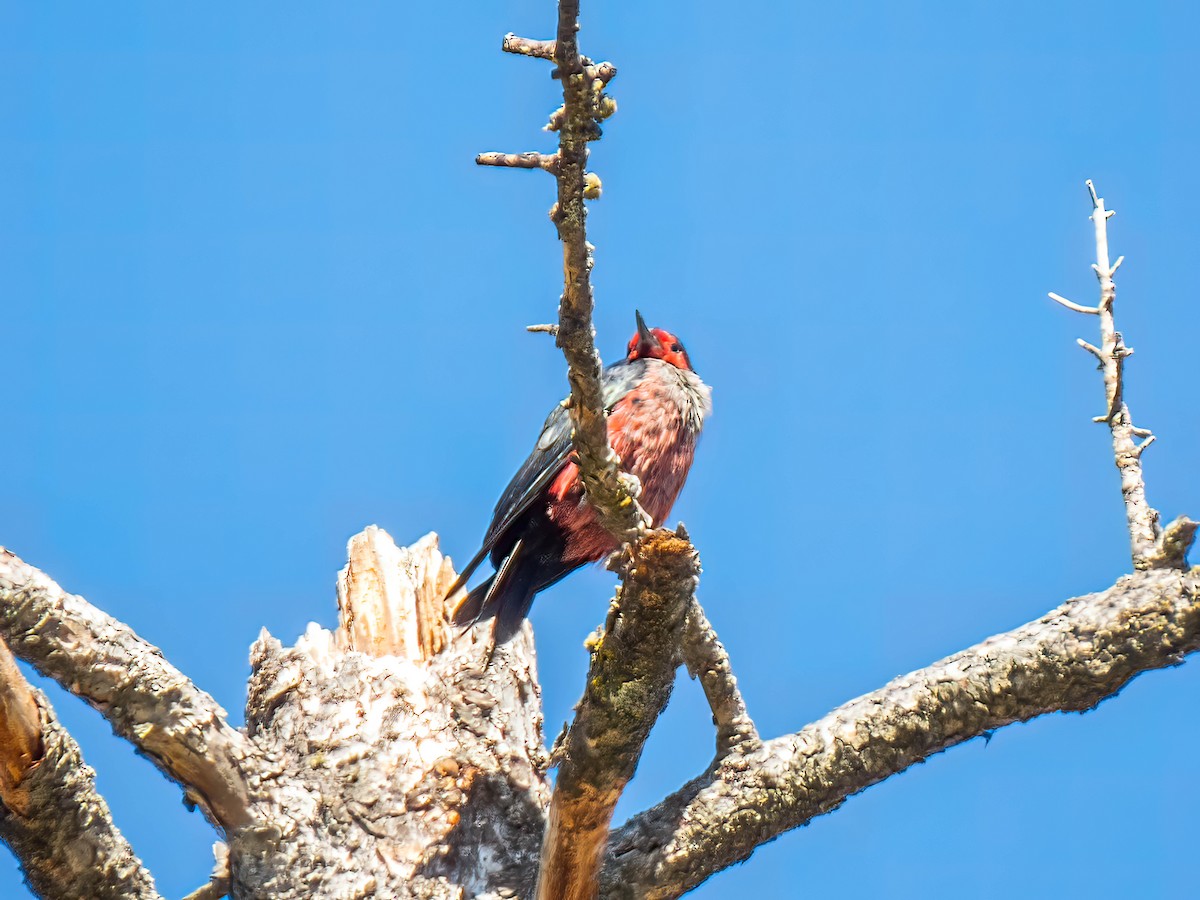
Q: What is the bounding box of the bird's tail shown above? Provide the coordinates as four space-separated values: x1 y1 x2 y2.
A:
451 540 539 645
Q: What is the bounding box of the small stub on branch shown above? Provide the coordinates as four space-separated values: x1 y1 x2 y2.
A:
476 152 561 173
502 33 556 60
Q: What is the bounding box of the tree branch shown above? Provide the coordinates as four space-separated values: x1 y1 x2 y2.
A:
682 600 760 757
536 529 698 900
0 548 256 833
0 637 162 900
475 152 560 173
503 33 556 60
1049 181 1196 569
477 4 641 543
548 0 646 545
602 568 1200 899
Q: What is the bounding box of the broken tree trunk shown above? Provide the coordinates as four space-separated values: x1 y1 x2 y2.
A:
232 526 550 899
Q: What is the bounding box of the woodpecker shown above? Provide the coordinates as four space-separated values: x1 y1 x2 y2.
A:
449 311 711 643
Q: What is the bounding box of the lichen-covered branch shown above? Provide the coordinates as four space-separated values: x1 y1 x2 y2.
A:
601 568 1200 899
476 2 640 543
0 637 162 900
1049 181 1197 569
0 548 256 833
547 0 645 545
682 600 759 757
536 529 699 900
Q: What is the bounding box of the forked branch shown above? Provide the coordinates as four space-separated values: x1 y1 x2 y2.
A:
603 569 1200 899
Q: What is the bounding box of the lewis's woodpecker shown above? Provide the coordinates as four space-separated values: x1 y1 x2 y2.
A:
449 311 711 643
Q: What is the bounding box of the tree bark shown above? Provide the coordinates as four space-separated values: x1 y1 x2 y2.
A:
4 529 1198 899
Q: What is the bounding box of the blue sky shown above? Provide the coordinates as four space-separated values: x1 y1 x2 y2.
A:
2 2 1198 897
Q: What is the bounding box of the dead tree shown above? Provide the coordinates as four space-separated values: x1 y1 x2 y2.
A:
1 2 1196 898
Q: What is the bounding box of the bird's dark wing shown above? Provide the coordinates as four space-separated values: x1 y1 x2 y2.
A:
447 358 648 596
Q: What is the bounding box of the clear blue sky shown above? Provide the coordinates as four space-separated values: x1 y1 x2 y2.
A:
2 2 1198 897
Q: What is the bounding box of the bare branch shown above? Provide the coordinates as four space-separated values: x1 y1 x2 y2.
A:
0 637 162 900
476 1 641 540
681 600 759 756
527 323 561 336
546 0 647 545
0 549 256 832
1049 181 1191 569
476 152 560 173
1048 291 1099 315
503 33 557 60
603 569 1200 899
536 529 698 900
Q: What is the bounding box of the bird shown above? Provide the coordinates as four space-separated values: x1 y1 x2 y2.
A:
448 310 712 645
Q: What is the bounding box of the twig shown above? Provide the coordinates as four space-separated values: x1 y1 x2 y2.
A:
1049 181 1195 569
0 548 256 833
527 323 561 335
0 637 162 900
1048 292 1100 315
476 152 560 173
181 842 230 900
603 568 1200 900
681 600 759 756
536 529 699 900
503 33 556 60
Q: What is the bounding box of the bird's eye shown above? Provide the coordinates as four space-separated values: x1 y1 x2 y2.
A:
670 343 682 352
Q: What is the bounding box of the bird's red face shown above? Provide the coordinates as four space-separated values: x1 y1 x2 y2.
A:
626 311 693 371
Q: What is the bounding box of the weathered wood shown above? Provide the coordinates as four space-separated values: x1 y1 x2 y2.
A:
233 528 550 899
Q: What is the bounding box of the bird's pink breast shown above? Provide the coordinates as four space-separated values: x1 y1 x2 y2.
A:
545 368 703 563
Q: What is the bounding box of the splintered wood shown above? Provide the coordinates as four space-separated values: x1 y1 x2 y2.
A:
336 527 455 660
